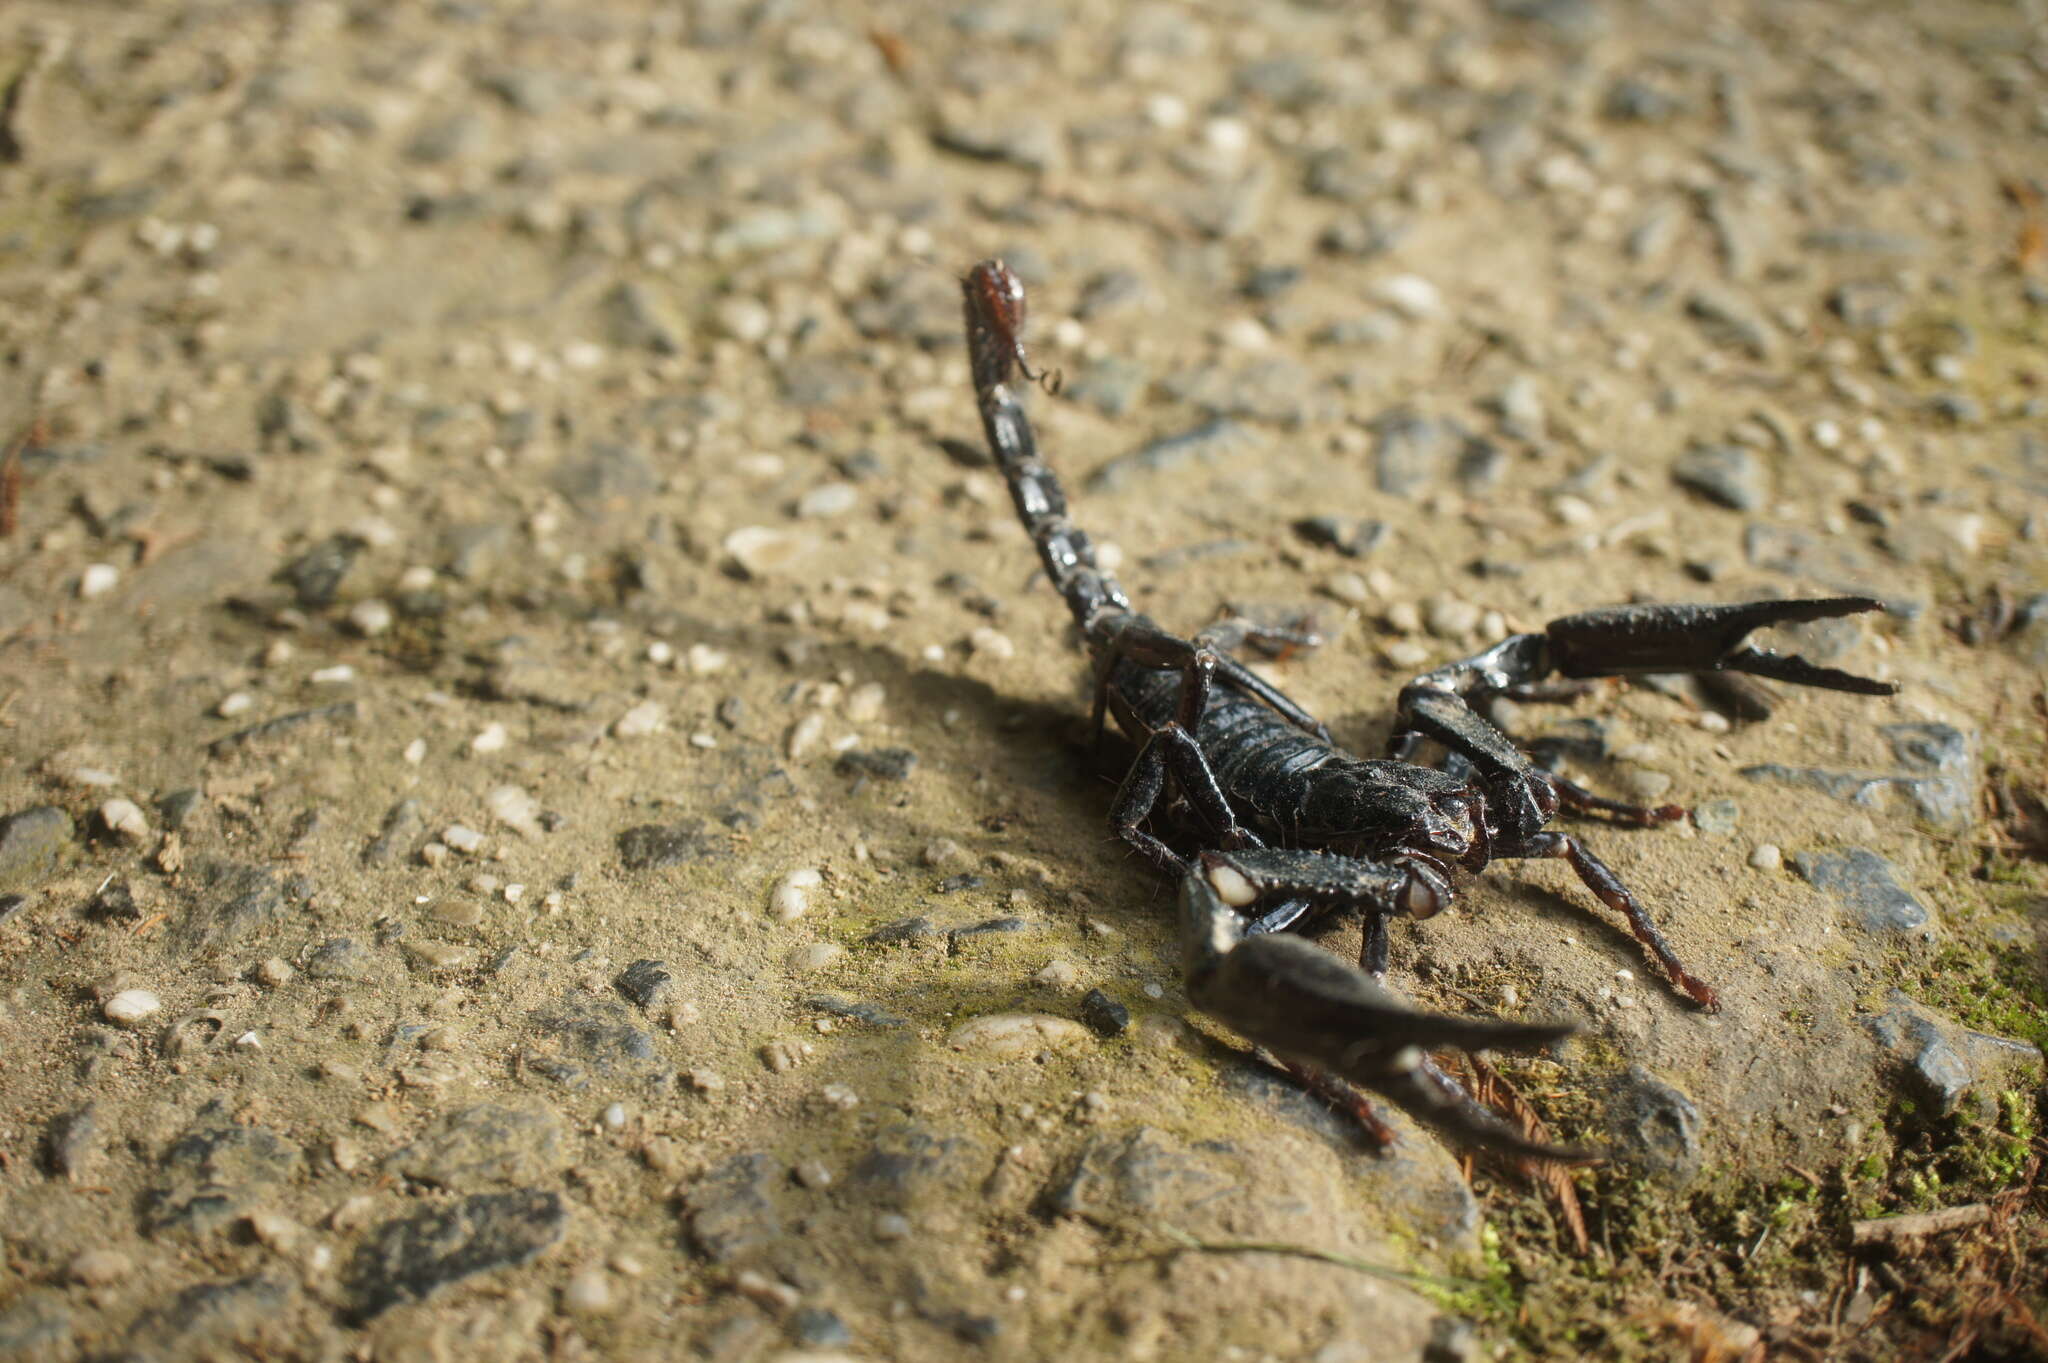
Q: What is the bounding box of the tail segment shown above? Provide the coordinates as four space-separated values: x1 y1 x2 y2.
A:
962 259 1131 632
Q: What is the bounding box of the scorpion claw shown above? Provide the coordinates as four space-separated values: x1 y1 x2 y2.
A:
1181 871 1582 1159
1544 597 1899 697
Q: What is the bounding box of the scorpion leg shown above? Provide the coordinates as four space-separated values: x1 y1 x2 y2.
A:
1089 616 1330 750
1505 830 1721 1010
1108 722 1262 876
1184 849 1585 1159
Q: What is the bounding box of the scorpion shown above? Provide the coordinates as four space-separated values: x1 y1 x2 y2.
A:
960 258 1900 1158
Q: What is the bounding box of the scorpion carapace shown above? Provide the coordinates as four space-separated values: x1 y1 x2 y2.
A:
959 257 1899 1159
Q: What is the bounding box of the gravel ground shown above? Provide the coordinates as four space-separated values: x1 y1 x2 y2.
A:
2 1 2045 1360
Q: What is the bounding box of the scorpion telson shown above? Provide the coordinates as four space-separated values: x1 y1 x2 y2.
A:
959 258 1900 1158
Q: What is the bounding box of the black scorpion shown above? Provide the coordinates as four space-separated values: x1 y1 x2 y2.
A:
960 259 1898 1157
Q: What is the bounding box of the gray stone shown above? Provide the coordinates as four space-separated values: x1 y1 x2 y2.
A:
1061 355 1148 417
684 1152 782 1263
834 748 919 782
606 281 686 355
526 992 665 1080
1047 1126 1230 1226
847 1124 985 1208
1080 989 1131 1037
302 937 382 983
1371 409 1443 498
614 959 676 1009
617 820 720 869
1741 762 1970 831
41 1104 99 1181
144 1124 302 1236
278 533 362 609
1691 799 1740 836
386 1104 566 1190
865 916 936 944
1863 992 2043 1118
363 799 424 865
206 701 361 758
0 805 72 892
1685 291 1773 359
1788 847 1932 934
1293 516 1389 558
803 994 906 1028
551 443 657 513
0 1290 70 1354
129 1276 292 1355
1604 1067 1704 1183
178 862 291 952
349 1190 567 1321
1673 444 1767 511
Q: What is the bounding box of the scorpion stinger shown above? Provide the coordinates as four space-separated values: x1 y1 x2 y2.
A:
957 257 1898 1159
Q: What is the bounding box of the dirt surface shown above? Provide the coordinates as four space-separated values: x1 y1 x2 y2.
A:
2 1 2045 1360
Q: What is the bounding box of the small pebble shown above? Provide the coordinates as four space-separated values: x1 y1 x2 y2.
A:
309 664 355 684
79 563 120 598
968 626 1016 660
873 1212 912 1241
613 701 665 738
785 942 845 973
1748 843 1783 872
347 600 394 636
1034 959 1080 988
797 482 859 518
216 691 255 718
787 712 826 759
1374 273 1443 319
100 797 149 842
563 1268 616 1316
443 824 485 854
103 989 161 1028
69 1249 133 1285
946 1013 1090 1058
772 868 823 921
471 723 509 753
687 644 728 675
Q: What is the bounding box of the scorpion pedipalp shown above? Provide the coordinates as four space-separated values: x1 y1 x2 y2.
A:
1180 866 1589 1162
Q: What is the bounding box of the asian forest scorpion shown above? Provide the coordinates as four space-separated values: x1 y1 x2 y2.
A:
960 258 1900 1158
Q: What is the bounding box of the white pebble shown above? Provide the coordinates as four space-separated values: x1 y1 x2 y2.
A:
723 525 816 578
309 664 355 684
686 644 728 675
503 883 525 903
1374 273 1443 320
100 798 149 841
78 563 120 598
1748 843 1783 872
402 738 427 765
443 824 485 854
1034 959 1080 988
772 868 823 921
646 640 675 665
968 626 1015 660
486 784 542 837
817 1083 859 1110
796 482 859 518
946 1013 1090 1058
563 1268 616 1316
347 600 394 637
1144 92 1188 129
843 682 886 723
1219 317 1271 350
714 296 773 343
613 701 665 738
103 989 161 1028
786 712 827 759
216 691 254 718
471 722 508 753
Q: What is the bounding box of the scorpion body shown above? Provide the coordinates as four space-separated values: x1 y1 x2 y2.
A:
960 258 1898 1155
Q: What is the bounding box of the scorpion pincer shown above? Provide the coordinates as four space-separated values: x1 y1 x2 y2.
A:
958 258 1898 1158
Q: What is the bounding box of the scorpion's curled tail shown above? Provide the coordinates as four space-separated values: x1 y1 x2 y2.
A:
962 259 1132 632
